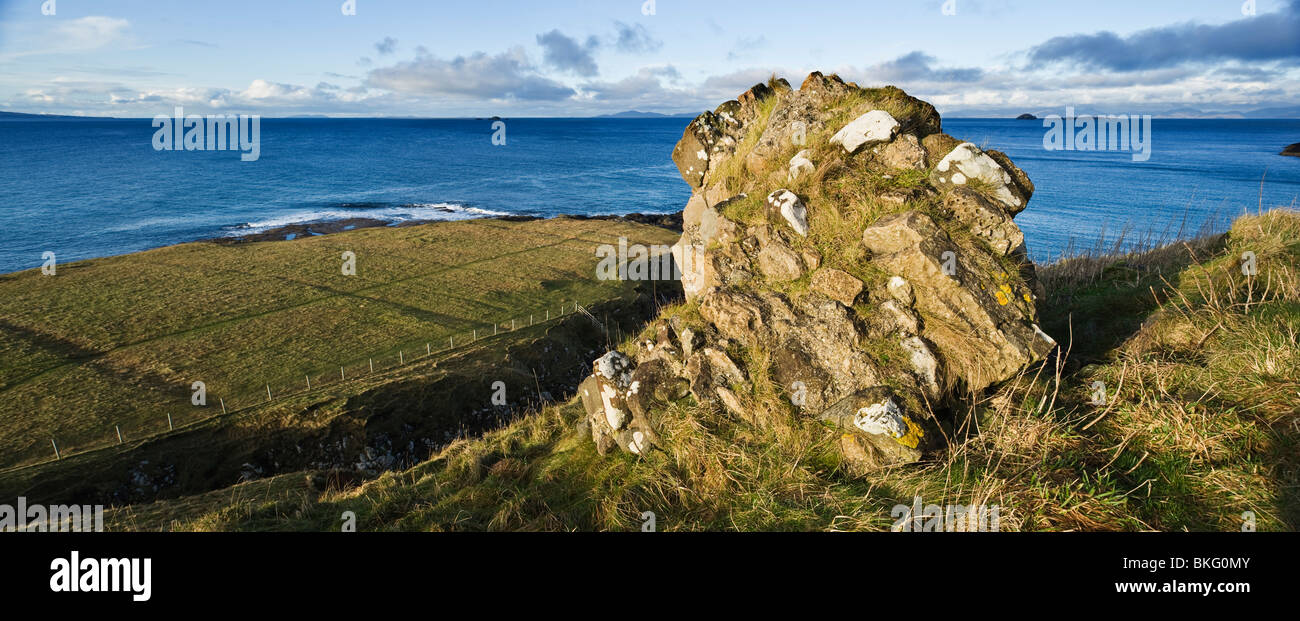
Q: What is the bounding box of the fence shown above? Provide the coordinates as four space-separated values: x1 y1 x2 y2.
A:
1 298 611 474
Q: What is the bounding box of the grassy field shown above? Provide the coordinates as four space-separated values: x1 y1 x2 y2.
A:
0 217 679 469
105 209 1300 532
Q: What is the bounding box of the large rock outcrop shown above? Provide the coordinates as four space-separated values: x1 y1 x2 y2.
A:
580 73 1056 471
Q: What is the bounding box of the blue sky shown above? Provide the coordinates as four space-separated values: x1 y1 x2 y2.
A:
1 0 1297 117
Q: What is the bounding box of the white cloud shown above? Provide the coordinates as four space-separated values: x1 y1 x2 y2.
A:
54 16 131 50
364 47 575 101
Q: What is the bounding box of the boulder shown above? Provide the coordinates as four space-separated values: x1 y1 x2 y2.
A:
801 248 822 271
900 336 942 400
757 240 805 282
670 81 787 190
931 142 1028 212
578 375 617 455
699 291 766 345
818 389 925 469
809 268 864 307
582 74 1052 470
878 133 927 171
830 110 900 154
862 211 1055 392
799 71 854 102
671 112 731 189
765 190 809 236
593 351 634 389
685 347 746 404
944 186 1024 256
626 358 689 420
983 150 1034 214
577 351 673 456
788 149 815 180
672 195 745 300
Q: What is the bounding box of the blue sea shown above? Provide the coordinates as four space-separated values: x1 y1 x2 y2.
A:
1 116 1297 273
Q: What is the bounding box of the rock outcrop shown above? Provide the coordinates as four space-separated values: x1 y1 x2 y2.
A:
578 73 1056 472
1283 143 1300 158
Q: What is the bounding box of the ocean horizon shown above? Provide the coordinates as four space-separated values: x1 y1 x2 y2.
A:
2 115 1297 274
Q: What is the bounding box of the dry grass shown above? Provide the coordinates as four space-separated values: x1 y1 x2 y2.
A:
128 210 1300 532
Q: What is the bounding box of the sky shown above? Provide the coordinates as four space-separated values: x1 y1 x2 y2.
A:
1 0 1297 118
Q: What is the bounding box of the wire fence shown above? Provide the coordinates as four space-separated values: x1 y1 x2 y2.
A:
1 298 609 474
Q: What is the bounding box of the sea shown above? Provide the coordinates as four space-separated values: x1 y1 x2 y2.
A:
1 116 1297 274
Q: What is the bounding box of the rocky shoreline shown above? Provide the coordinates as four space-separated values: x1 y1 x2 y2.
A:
1283 143 1300 158
209 211 684 244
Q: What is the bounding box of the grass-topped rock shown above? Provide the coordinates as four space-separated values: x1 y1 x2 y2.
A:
580 73 1055 470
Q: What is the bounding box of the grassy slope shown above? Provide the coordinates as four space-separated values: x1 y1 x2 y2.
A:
0 218 679 469
115 210 1300 532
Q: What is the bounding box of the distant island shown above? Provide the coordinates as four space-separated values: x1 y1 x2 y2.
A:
1016 113 1037 120
1283 143 1300 158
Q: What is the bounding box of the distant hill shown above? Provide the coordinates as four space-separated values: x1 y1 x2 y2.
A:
596 110 695 119
0 111 97 120
947 105 1300 119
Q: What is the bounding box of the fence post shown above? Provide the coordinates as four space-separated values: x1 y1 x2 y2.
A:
450 336 454 349
530 314 534 326
370 359 374 373
167 413 174 431
399 351 404 365
266 384 272 402
427 343 431 356
51 438 60 460
220 398 226 415
473 329 477 341
306 375 311 390
340 366 345 381
116 425 123 444
511 319 515 331
494 324 498 336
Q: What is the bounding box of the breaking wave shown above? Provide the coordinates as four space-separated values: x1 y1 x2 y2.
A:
226 202 511 235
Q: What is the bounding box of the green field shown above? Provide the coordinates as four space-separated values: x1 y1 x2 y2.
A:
0 217 679 469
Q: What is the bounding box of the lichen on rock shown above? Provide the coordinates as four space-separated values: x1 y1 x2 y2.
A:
575 73 1056 465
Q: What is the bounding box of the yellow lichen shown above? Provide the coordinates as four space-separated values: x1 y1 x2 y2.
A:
896 417 924 449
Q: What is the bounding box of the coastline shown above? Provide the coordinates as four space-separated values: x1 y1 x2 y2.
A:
1 211 685 276
205 210 683 243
